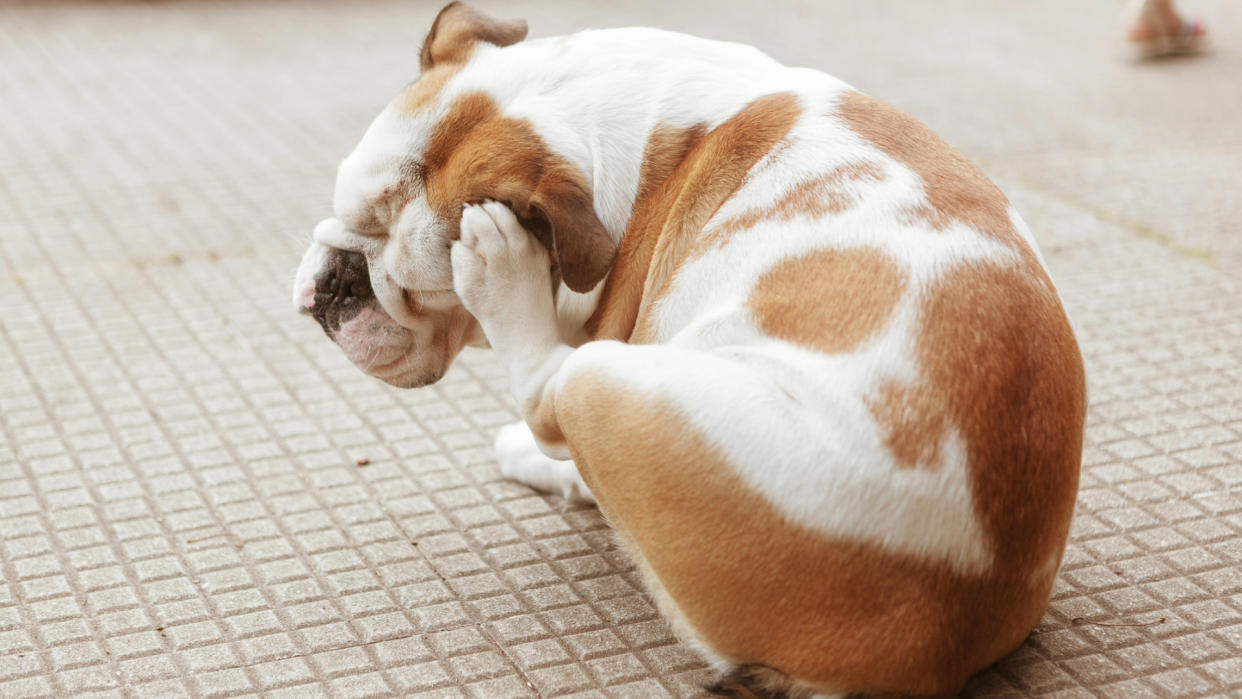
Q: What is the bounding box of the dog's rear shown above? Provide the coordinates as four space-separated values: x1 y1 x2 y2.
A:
556 70 1086 698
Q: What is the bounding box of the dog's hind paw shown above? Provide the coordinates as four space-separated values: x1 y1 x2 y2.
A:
495 421 594 503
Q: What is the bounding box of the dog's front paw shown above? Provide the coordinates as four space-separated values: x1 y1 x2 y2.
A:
451 201 557 350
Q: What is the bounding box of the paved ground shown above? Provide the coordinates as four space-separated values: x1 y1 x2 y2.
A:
1 0 1240 696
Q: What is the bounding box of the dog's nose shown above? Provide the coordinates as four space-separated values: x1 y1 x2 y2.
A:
310 249 374 336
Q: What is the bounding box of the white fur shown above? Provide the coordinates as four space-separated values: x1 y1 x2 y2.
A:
292 241 329 312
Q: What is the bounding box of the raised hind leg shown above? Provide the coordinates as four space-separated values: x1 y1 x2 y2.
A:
450 200 979 697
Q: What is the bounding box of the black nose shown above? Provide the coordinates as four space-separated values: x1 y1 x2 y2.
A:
311 249 374 336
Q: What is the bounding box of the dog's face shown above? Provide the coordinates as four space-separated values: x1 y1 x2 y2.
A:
293 3 615 387
291 97 485 389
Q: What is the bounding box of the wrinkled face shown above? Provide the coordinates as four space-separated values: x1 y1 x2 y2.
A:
291 104 487 389
292 241 482 390
292 3 615 388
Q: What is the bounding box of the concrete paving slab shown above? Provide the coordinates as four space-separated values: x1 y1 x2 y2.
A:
1 1 1240 696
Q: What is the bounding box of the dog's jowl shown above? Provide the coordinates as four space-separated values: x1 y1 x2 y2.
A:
293 3 1087 696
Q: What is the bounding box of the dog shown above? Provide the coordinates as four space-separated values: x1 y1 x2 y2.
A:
293 3 1086 696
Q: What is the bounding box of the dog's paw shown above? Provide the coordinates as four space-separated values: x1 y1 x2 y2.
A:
495 421 594 503
451 202 556 348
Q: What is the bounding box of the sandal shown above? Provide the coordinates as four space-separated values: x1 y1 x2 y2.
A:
1127 0 1207 58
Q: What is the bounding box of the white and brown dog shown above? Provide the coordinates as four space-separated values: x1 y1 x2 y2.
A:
293 4 1086 696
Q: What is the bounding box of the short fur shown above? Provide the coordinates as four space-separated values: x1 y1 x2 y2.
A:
293 5 1086 696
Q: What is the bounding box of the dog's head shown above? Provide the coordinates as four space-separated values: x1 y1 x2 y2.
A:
293 2 616 387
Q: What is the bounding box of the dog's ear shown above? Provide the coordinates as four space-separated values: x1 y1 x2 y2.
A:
420 2 528 72
523 169 617 293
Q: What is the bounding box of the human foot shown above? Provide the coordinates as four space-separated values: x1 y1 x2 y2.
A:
1127 0 1206 57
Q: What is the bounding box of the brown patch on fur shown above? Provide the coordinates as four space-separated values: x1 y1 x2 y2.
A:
910 259 1085 669
747 246 905 355
705 161 886 246
550 366 1079 695
585 123 706 341
865 380 949 471
398 65 460 114
635 125 710 207
419 2 527 72
420 92 616 292
587 93 802 342
918 261 1085 572
836 91 1030 259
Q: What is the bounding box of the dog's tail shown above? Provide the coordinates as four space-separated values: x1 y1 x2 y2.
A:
706 664 862 699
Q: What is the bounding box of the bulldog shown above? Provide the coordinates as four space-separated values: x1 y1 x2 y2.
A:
293 3 1086 696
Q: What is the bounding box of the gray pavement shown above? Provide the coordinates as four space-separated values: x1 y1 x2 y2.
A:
1 1 1240 696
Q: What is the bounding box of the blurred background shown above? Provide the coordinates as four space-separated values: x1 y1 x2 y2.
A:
1 1 1240 697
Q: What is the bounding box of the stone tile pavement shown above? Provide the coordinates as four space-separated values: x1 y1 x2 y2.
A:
0 1 1239 696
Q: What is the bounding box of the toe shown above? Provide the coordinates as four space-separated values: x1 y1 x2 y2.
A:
462 202 506 255
459 205 488 249
480 201 527 247
450 240 483 283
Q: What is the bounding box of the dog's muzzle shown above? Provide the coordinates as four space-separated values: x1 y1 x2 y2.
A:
308 248 373 337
